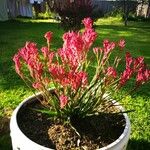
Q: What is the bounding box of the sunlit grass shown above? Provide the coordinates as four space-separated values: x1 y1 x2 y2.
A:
96 16 123 25
15 18 59 23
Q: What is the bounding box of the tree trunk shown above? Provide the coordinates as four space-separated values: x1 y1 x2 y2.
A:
146 0 150 18
139 0 145 17
123 0 129 26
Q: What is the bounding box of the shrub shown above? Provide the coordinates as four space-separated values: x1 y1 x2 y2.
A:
47 0 93 31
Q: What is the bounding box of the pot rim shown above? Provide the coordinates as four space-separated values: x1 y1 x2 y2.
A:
10 90 130 150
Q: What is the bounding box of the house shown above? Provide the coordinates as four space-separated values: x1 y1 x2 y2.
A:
137 2 150 18
92 0 138 17
92 0 150 18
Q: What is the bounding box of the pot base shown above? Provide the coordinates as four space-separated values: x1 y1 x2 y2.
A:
10 93 131 150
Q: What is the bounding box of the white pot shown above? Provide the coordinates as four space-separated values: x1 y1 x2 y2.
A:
10 93 131 150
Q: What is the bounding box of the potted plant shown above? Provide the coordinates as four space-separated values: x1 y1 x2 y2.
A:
10 18 150 150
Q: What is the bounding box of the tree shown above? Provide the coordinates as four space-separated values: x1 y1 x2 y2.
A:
147 0 150 18
47 0 93 31
141 0 150 18
121 0 138 26
123 0 129 26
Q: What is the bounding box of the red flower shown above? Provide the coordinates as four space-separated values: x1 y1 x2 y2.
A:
41 47 49 58
119 68 133 86
68 71 88 90
25 42 37 51
82 28 97 49
125 52 133 69
44 31 53 43
93 47 99 55
59 95 68 109
82 17 93 29
118 39 125 49
49 64 66 83
13 53 23 77
103 39 115 56
144 69 150 81
28 60 43 79
133 56 144 71
48 52 54 65
19 42 38 63
32 82 43 89
136 69 145 84
106 67 117 78
136 68 150 84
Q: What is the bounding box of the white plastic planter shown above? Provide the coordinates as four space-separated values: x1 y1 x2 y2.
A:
10 93 131 150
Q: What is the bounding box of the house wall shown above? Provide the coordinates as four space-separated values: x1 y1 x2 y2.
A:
137 3 150 18
92 0 138 17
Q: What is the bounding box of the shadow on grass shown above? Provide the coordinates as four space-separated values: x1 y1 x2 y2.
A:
0 134 12 150
0 116 12 150
127 138 150 150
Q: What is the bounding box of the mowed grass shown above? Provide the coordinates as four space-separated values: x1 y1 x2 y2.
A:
0 17 150 150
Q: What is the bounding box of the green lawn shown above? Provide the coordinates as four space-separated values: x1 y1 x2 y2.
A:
0 17 150 150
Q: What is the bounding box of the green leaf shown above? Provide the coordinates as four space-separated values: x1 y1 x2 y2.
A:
31 108 58 116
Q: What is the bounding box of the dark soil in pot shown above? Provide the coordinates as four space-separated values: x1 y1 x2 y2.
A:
17 99 126 150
